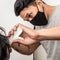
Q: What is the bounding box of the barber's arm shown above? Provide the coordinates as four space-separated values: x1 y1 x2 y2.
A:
37 26 60 40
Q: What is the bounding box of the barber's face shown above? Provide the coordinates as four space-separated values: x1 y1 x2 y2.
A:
20 5 38 21
20 2 48 26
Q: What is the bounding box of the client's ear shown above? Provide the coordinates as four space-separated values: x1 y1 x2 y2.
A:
35 0 44 12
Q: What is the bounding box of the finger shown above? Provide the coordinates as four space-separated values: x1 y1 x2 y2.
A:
7 31 11 37
10 24 19 35
10 29 14 35
12 38 31 45
12 39 32 45
12 25 17 31
14 23 20 29
7 29 14 37
7 24 19 37
12 39 25 44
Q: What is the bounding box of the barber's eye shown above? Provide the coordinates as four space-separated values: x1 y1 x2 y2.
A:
26 13 32 18
28 14 31 17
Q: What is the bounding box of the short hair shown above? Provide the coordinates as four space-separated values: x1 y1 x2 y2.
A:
14 0 35 16
0 27 11 60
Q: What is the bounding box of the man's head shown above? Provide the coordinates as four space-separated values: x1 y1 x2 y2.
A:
14 0 54 26
14 0 44 19
0 27 11 60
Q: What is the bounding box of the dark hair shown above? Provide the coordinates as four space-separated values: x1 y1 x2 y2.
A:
14 0 35 16
0 27 11 60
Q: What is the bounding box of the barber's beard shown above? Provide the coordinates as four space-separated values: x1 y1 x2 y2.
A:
30 12 48 26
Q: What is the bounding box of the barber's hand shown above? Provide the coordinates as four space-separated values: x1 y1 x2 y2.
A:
7 23 39 45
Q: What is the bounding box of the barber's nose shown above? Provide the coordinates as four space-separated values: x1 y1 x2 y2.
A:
24 18 31 21
29 18 32 21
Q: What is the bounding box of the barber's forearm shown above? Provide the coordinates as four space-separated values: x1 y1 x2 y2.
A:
37 26 60 40
11 42 40 55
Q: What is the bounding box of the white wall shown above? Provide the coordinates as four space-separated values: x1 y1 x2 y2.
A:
42 0 60 6
0 0 33 60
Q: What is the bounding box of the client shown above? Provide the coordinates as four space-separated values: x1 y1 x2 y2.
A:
0 26 12 60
